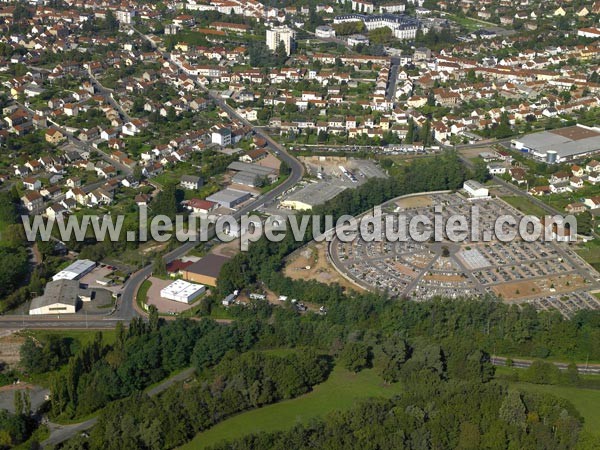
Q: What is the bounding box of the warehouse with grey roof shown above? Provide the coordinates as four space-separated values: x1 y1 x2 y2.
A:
29 279 80 315
280 182 347 210
206 188 252 209
512 124 600 163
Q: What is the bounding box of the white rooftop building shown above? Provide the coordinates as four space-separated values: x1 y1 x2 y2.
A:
463 180 489 199
160 279 206 304
52 259 96 281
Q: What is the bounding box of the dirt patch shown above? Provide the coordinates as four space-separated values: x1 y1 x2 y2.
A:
284 241 364 292
493 280 542 300
211 239 241 259
0 332 25 368
395 195 433 209
459 146 495 159
140 242 169 255
492 274 588 301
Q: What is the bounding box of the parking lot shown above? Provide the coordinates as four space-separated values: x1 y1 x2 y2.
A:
145 277 202 314
328 192 600 317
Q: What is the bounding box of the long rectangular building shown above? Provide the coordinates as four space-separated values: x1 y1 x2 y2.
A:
52 259 96 281
512 124 600 163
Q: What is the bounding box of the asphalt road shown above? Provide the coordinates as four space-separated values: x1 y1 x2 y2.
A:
0 317 125 329
491 356 600 375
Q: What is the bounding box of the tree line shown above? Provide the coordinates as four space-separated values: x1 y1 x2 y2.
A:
54 350 330 450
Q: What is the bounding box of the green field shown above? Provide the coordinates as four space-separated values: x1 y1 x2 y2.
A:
137 279 152 309
444 13 496 31
510 382 600 435
577 239 600 272
502 195 549 218
23 329 116 348
180 366 403 450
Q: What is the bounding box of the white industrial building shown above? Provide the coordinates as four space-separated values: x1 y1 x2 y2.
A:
160 279 206 304
463 180 489 199
52 259 96 281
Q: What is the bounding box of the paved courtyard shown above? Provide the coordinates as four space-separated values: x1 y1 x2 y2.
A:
146 277 202 314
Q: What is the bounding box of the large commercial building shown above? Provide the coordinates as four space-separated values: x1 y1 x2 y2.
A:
266 26 296 56
52 259 96 281
30 279 80 315
512 125 600 163
182 254 231 286
281 182 348 210
160 279 206 304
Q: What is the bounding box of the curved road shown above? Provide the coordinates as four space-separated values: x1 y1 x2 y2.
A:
117 93 305 320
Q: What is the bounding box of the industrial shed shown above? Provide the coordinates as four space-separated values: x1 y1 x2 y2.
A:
512 125 600 163
206 188 252 209
52 259 96 281
29 279 80 315
280 182 347 210
160 279 206 304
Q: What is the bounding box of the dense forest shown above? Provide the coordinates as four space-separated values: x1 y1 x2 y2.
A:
48 305 596 450
64 350 330 450
39 295 600 449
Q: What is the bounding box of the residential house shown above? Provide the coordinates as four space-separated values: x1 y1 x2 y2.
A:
240 149 268 163
565 203 586 214
23 176 41 190
186 198 216 215
46 204 67 220
584 196 600 209
180 175 203 190
21 191 44 213
45 128 65 144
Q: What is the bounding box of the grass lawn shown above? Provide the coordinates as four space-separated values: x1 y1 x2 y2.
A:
576 239 600 273
180 366 403 450
509 382 600 435
137 280 152 310
502 195 548 218
444 13 494 31
22 329 116 348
